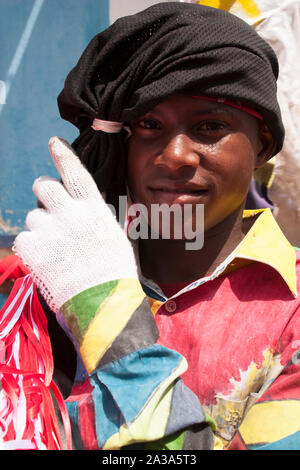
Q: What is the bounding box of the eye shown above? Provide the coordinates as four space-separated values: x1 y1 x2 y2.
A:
129 117 163 134
136 118 162 130
195 121 227 133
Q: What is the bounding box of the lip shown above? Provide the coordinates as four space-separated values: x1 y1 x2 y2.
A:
148 184 209 205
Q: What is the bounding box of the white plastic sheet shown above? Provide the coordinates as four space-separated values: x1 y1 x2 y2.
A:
256 1 300 246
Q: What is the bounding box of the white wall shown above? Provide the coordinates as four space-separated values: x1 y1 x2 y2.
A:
109 0 179 24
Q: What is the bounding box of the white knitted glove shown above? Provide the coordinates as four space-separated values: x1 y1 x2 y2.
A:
14 137 138 313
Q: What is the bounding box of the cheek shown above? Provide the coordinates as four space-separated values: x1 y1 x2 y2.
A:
126 142 147 200
216 135 256 184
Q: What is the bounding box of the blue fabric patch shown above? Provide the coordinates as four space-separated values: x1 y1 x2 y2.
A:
74 354 89 384
90 344 182 448
89 377 125 449
141 283 166 301
248 431 300 450
65 400 78 426
65 400 83 449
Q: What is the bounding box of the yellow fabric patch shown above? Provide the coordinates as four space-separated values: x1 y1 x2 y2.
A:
237 0 260 17
236 209 297 297
254 158 276 189
197 0 235 9
239 400 300 445
148 297 163 316
197 0 260 17
213 435 227 450
80 278 145 373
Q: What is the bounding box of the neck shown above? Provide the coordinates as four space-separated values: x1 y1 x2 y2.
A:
139 205 250 284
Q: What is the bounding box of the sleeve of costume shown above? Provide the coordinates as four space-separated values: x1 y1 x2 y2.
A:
58 279 215 450
228 305 300 450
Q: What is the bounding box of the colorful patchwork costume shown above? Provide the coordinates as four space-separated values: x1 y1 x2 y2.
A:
1 3 299 450
2 209 299 449
58 209 300 450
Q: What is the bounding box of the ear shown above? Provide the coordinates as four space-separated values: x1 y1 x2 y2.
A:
255 123 278 169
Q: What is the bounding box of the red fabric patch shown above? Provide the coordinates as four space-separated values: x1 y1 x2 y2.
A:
155 260 300 405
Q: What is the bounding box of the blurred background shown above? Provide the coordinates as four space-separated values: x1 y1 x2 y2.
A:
1 0 300 306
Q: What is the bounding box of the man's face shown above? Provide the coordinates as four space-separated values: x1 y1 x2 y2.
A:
126 95 269 236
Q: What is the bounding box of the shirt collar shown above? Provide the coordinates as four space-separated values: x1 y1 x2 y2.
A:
133 208 297 300
233 208 297 297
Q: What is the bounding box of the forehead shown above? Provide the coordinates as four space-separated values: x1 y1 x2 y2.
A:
136 94 259 128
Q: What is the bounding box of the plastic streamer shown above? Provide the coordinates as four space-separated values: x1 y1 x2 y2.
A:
0 255 72 450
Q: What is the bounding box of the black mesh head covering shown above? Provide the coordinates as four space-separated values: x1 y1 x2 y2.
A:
57 2 284 213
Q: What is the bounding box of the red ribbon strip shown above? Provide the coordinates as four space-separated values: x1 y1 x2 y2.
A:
0 255 73 450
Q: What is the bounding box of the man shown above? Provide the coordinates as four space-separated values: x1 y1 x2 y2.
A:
3 2 300 450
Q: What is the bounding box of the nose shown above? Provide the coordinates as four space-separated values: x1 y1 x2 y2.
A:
157 133 200 172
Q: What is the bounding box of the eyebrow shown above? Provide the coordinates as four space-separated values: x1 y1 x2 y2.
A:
142 104 239 120
194 106 239 118
132 101 245 125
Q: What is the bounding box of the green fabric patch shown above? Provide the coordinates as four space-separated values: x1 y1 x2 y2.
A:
205 412 216 431
61 280 119 334
143 412 216 450
143 411 216 450
144 430 185 450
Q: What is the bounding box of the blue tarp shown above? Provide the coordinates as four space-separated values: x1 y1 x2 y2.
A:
0 0 109 245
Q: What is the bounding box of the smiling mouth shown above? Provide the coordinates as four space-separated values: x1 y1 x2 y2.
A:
148 187 209 204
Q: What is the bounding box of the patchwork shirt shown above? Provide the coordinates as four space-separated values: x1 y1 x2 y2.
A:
62 209 300 450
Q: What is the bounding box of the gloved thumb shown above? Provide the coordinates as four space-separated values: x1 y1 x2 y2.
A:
48 136 100 201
